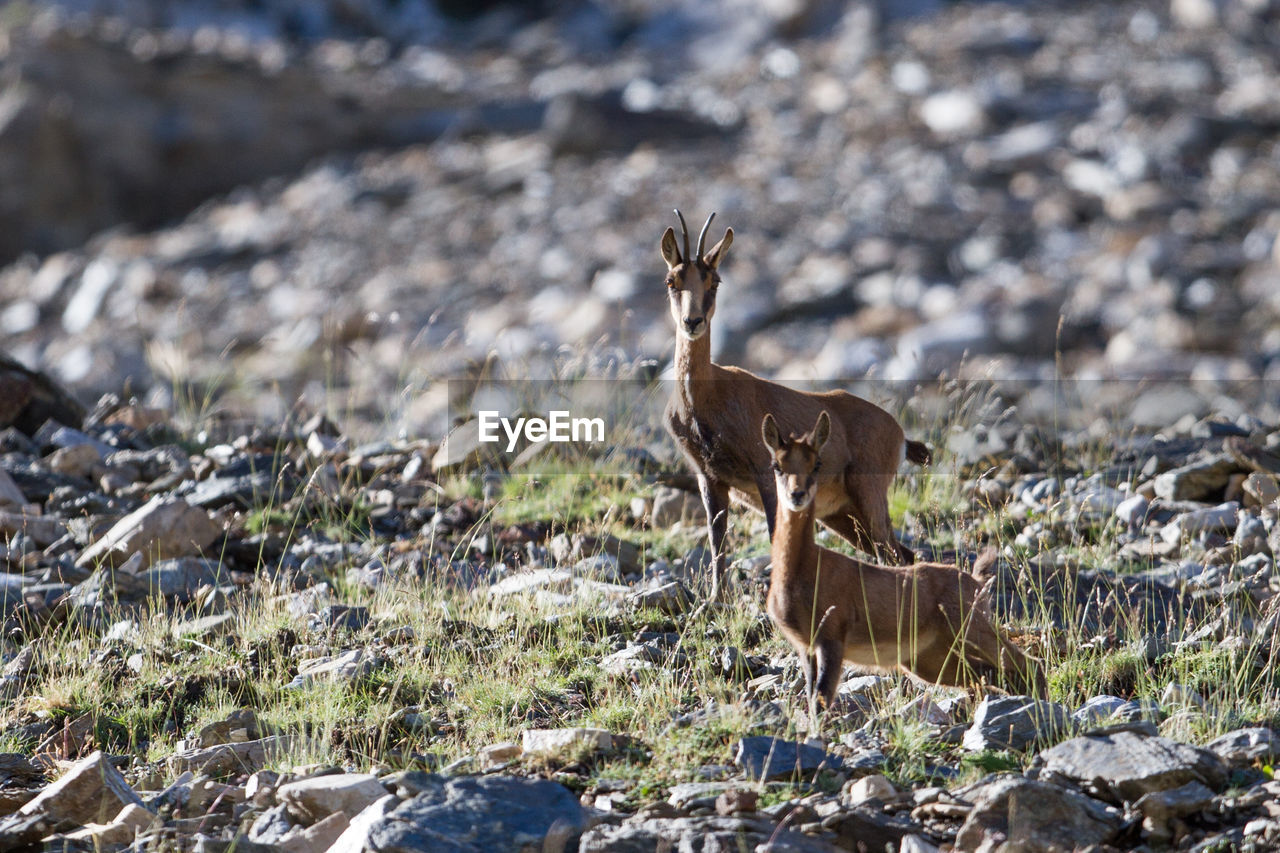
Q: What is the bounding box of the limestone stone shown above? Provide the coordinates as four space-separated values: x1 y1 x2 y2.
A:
76 496 221 569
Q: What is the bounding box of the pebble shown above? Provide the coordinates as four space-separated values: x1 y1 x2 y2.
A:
1115 494 1151 530
521 728 612 757
1243 472 1280 507
962 695 1072 752
843 775 896 807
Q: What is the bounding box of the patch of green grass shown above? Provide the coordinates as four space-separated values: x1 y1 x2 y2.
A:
882 715 942 785
493 462 633 527
757 786 803 811
889 462 965 530
959 749 1022 780
245 507 293 536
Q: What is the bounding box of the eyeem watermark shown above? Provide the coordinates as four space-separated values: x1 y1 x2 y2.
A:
478 410 606 452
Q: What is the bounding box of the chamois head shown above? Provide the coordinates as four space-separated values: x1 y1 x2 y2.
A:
762 411 830 511
660 209 733 341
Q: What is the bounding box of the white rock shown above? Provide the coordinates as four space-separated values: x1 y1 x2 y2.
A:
843 774 896 806
1074 487 1125 516
812 337 888 380
885 310 991 380
288 649 374 687
1171 0 1220 28
900 695 950 726
0 300 38 335
521 728 611 757
487 568 573 597
47 443 103 478
838 675 893 696
592 268 636 301
245 770 280 806
919 90 985 136
279 811 349 853
76 496 221 569
431 419 491 474
115 803 157 833
324 795 397 853
18 750 145 825
1115 494 1150 528
276 773 387 824
306 431 347 458
1160 683 1207 710
1236 513 1267 545
980 121 1060 166
1072 695 1130 727
1160 502 1239 544
478 742 522 767
891 61 930 95
1064 158 1121 198
572 554 621 581
599 645 657 675
650 486 702 527
1243 472 1280 507
62 258 119 334
900 834 943 853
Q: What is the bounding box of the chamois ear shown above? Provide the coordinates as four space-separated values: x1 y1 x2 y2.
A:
660 227 683 269
762 413 781 453
812 411 831 454
703 227 733 270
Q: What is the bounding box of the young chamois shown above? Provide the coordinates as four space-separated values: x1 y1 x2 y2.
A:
661 210 929 600
763 411 1045 707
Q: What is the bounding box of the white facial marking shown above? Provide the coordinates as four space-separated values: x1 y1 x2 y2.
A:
776 473 815 511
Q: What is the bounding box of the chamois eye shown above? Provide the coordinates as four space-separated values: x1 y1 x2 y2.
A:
666 277 676 288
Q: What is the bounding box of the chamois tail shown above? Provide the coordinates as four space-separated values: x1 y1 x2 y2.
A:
905 439 931 466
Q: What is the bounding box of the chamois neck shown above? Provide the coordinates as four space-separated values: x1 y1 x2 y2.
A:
673 331 713 405
772 501 818 576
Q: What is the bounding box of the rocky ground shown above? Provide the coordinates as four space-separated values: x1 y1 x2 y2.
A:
5 352 1280 851
2 0 1280 437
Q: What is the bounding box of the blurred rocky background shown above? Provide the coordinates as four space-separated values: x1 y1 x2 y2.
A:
2 0 1279 436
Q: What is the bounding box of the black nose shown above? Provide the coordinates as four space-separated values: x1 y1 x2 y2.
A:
791 490 806 503
684 317 703 333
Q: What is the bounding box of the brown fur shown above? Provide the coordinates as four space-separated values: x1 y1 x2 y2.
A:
763 412 1046 706
661 211 928 600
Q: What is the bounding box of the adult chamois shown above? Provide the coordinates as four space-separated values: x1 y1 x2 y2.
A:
763 411 1045 708
661 210 929 600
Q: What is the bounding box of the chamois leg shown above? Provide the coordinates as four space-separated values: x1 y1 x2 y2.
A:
813 635 845 709
844 470 912 565
696 474 732 601
754 470 779 540
819 511 900 566
817 511 868 551
798 651 819 723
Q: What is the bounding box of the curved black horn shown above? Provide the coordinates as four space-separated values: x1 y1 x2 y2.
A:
697 212 716 259
673 209 690 263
